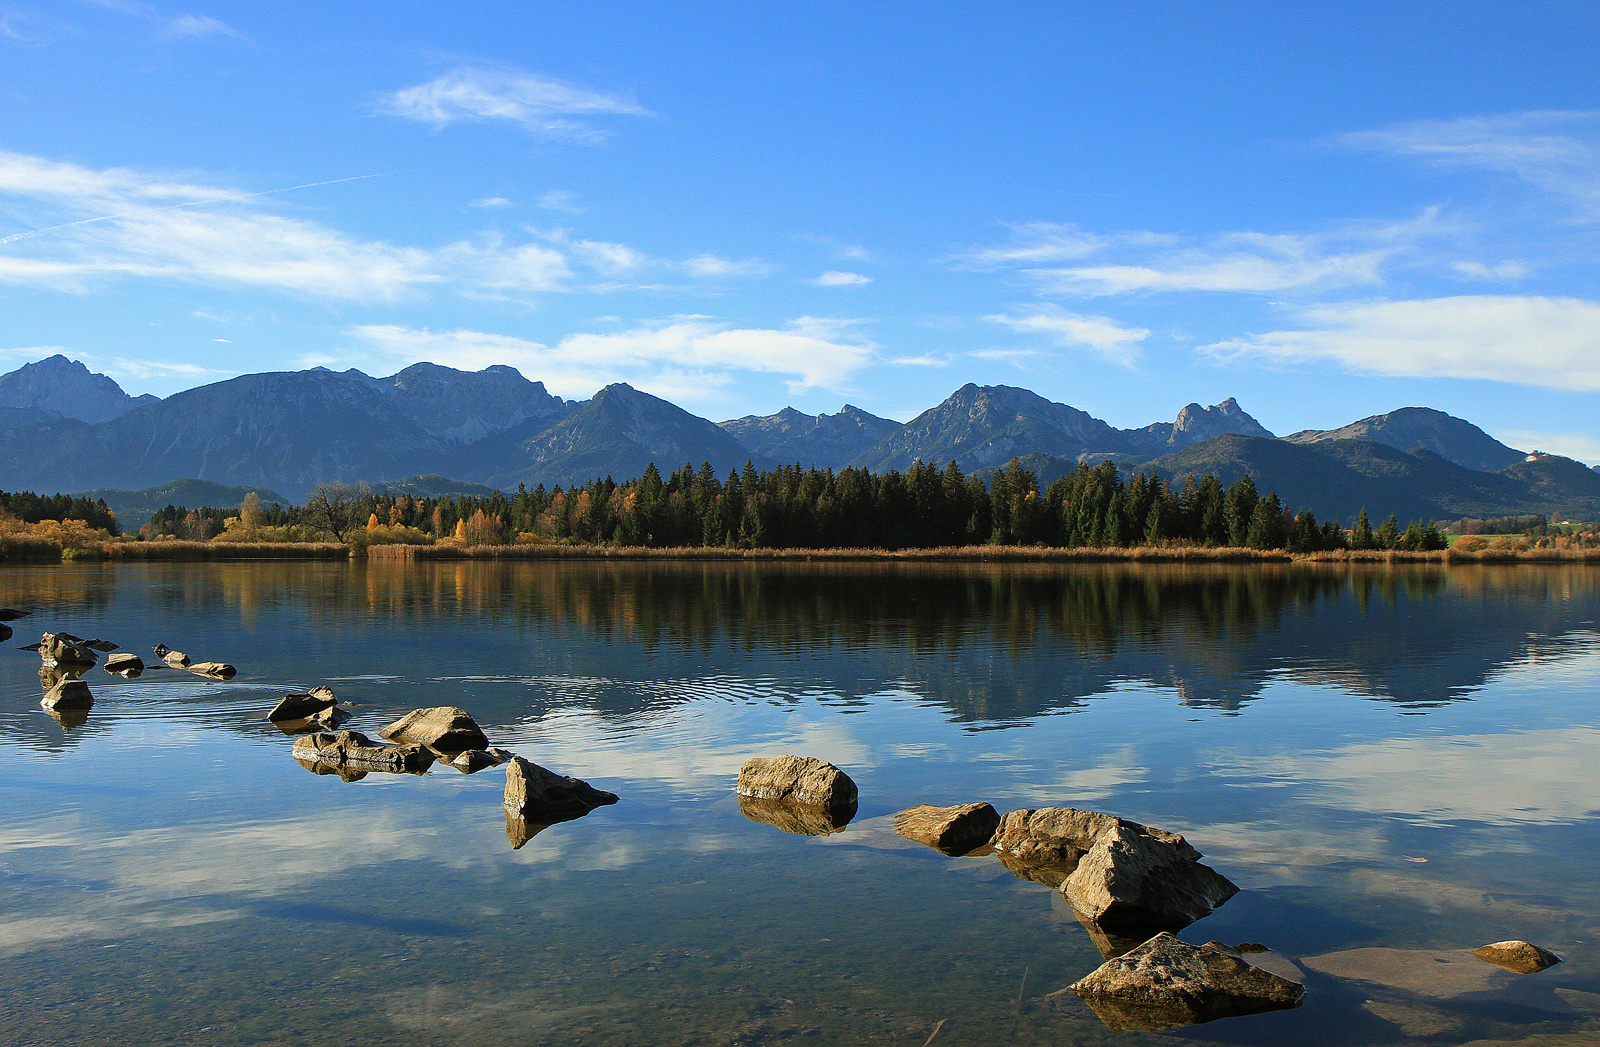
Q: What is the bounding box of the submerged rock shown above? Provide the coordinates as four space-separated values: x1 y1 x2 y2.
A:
892 802 1000 855
186 661 237 679
0 607 31 620
42 678 93 711
735 755 857 807
291 730 434 774
0 623 10 643
1062 932 1304 1032
104 652 144 677
379 706 489 753
1064 822 1239 931
1300 947 1513 998
504 756 618 816
1470 940 1561 974
740 794 857 836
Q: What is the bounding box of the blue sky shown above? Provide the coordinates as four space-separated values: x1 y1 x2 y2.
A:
3 2 1600 460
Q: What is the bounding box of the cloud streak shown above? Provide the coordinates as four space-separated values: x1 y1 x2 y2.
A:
380 66 649 142
1205 295 1600 391
990 308 1150 366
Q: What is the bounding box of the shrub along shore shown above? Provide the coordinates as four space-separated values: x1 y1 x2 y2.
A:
0 536 1592 565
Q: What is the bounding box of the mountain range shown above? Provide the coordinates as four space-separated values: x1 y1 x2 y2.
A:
1 354 1595 524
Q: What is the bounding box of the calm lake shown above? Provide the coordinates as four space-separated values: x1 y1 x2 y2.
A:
2 560 1599 1046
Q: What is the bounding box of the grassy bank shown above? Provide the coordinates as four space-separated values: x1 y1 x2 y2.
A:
4 536 1597 565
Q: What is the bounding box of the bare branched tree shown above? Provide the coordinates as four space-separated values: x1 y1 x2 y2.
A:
301 481 370 543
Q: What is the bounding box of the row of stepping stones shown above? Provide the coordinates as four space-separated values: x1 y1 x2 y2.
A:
733 754 1562 1033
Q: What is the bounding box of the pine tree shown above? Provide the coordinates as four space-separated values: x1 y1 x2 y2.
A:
1350 508 1376 550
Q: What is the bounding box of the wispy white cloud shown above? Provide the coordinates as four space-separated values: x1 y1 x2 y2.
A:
1451 259 1529 280
1345 110 1600 215
348 316 876 401
989 308 1150 366
813 270 870 286
1205 295 1600 391
162 14 241 40
537 189 583 212
889 355 948 368
469 196 513 209
0 150 766 303
965 221 1122 266
379 66 649 142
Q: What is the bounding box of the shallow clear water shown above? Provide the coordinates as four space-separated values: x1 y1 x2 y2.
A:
2 560 1599 1046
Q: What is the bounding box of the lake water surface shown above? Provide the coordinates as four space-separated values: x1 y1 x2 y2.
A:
2 560 1599 1046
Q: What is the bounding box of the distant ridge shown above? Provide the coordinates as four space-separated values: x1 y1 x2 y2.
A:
74 478 289 530
0 354 158 424
719 404 901 469
1283 407 1524 472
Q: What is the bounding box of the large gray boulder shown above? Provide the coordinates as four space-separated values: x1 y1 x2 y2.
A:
893 802 999 855
504 755 618 815
1062 932 1304 1031
291 730 434 774
379 706 489 753
42 678 93 710
735 755 856 807
1064 822 1239 930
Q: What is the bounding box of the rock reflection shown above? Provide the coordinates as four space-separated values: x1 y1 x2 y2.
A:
293 755 368 782
504 806 600 850
738 795 857 837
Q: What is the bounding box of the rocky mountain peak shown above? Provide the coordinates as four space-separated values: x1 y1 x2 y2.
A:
0 354 158 424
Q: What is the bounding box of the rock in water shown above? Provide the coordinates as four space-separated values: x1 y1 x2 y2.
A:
103 653 144 677
504 755 618 816
991 807 1127 864
268 688 338 722
378 706 489 752
1064 822 1239 930
1471 940 1561 974
0 607 31 620
1063 933 1304 1031
893 802 1000 855
39 633 98 667
740 795 857 836
735 755 857 807
42 679 93 710
291 730 434 773
187 662 237 679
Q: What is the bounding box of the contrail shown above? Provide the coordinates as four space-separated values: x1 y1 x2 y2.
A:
0 173 384 245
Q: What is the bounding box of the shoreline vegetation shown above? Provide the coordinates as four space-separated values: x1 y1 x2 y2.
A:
2 456 1597 565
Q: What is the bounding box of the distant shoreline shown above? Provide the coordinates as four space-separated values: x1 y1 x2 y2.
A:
1 539 1594 566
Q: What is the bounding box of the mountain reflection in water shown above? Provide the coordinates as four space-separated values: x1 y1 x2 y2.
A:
0 560 1598 1047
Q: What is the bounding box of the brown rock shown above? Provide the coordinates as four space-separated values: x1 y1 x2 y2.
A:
991 807 1200 864
187 661 237 679
1471 940 1561 974
735 755 857 807
42 679 93 710
291 730 434 774
104 653 144 677
378 706 489 753
892 802 1000 855
504 755 618 815
443 749 511 774
1062 932 1304 1032
739 795 856 836
268 689 338 723
40 633 98 667
1064 822 1239 931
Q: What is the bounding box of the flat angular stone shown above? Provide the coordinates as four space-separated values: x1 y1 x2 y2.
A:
42 679 93 710
1064 823 1239 931
379 706 489 753
740 795 856 837
187 661 237 679
735 755 856 807
292 730 434 774
39 633 98 667
504 755 618 815
892 802 1000 855
268 688 338 722
1471 940 1561 974
1062 932 1304 1032
104 653 144 677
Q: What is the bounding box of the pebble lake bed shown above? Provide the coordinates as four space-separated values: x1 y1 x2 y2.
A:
2 559 1599 1046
